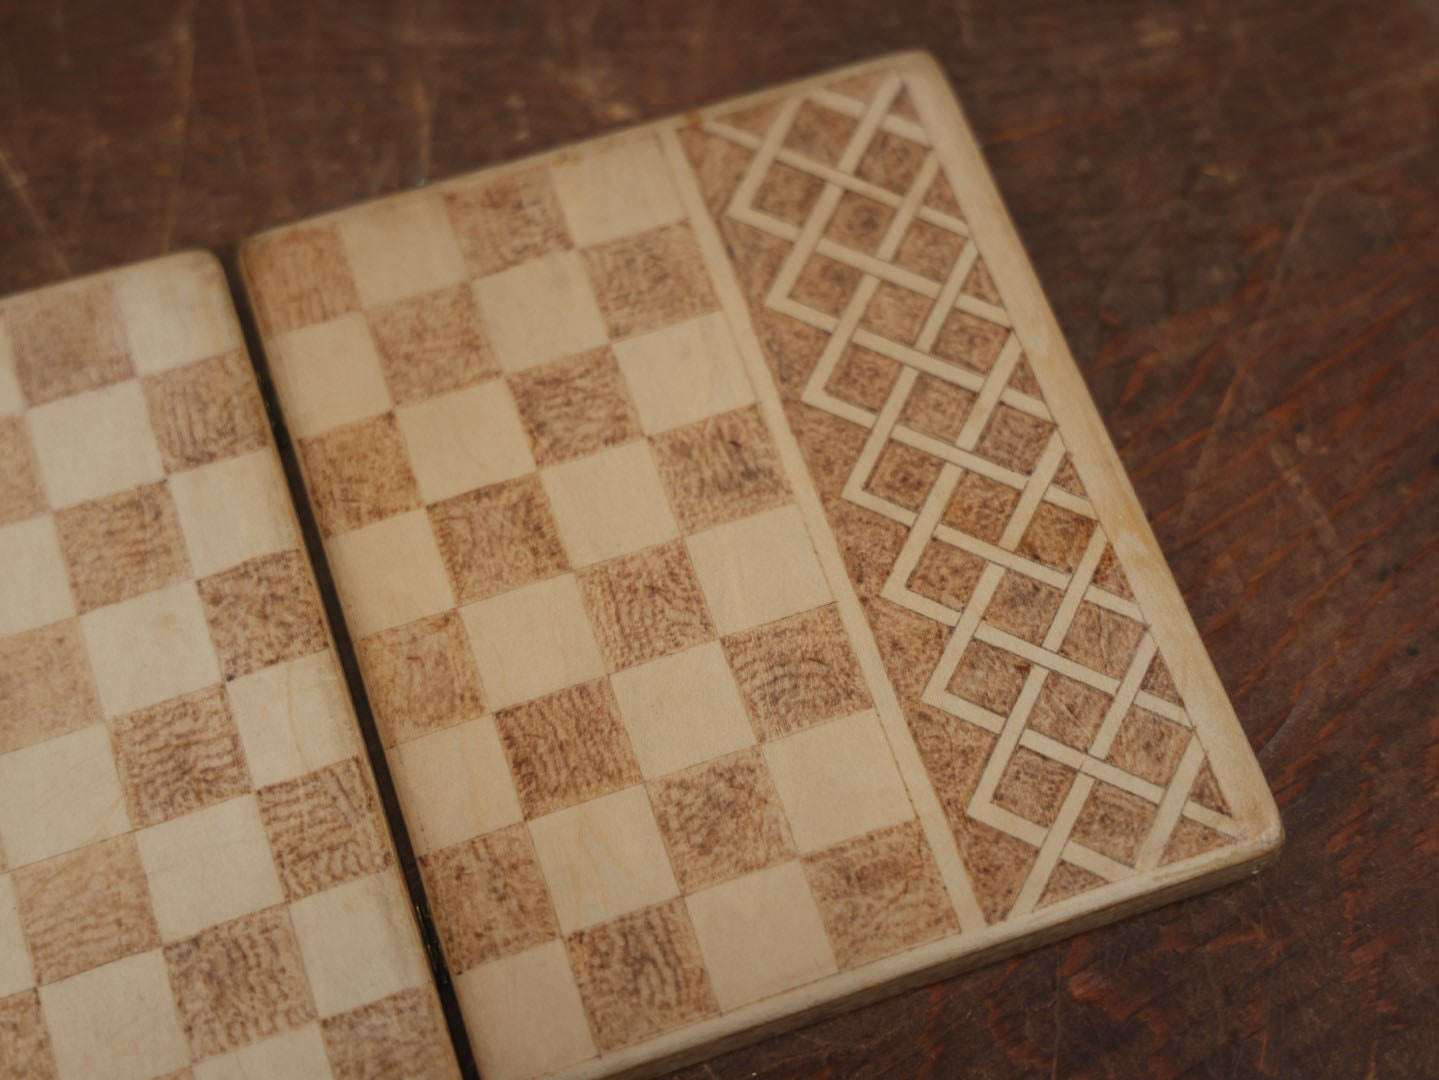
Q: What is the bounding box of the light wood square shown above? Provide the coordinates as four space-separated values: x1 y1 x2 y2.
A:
455 941 596 1080
471 252 608 373
460 574 605 709
192 1022 333 1080
326 510 455 639
227 652 361 788
685 504 831 634
610 641 755 778
613 312 754 434
685 861 837 1011
337 194 468 308
395 381 534 503
169 449 298 577
113 253 242 375
541 441 679 567
136 794 285 942
289 871 430 1018
267 313 392 439
80 580 220 716
763 711 915 853
551 137 684 247
527 785 678 934
0 725 128 868
0 873 32 996
391 717 523 855
26 380 164 509
0 516 74 636
39 949 189 1080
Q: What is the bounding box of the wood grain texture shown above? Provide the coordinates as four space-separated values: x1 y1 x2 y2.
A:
1 4 1434 1077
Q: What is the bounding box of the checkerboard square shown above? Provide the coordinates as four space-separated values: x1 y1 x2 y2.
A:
610 641 755 778
39 950 189 1080
0 322 20 414
163 906 316 1058
509 347 642 466
257 758 392 901
141 350 269 471
55 482 191 612
319 988 455 1080
419 824 558 973
577 541 715 671
168 449 299 577
13 835 159 984
299 413 422 537
289 871 430 1017
495 679 641 818
0 725 128 868
685 861 835 1011
357 611 486 748
649 747 795 891
112 685 250 828
801 820 959 969
454 942 596 1080
430 475 569 604
652 405 791 533
198 551 328 680
613 312 754 434
0 620 101 756
326 510 455 638
784 100 856 165
685 504 831 634
722 604 873 740
472 252 609 373
368 284 498 407
396 381 535 503
136 795 285 941
0 516 73 636
243 226 361 338
445 166 573 278
227 652 363 788
0 877 32 996
528 785 678 934
4 281 133 407
391 718 522 855
194 1022 331 1080
551 137 684 247
114 253 243 375
337 195 468 308
565 899 717 1051
267 314 392 439
0 415 47 526
763 711 914 853
541 441 679 567
0 990 56 1076
27 380 164 509
582 223 718 340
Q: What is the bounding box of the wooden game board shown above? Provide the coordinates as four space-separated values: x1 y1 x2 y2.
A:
231 50 1282 1080
0 253 458 1080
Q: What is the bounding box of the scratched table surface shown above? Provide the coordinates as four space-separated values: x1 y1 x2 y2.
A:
1 2 1435 1077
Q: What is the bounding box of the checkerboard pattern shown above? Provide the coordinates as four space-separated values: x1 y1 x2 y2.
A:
243 142 968 1080
681 66 1246 921
0 254 455 1080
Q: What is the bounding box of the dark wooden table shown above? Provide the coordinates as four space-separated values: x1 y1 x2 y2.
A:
3 2 1436 1076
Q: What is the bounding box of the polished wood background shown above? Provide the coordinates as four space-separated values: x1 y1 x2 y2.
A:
2 2 1435 1076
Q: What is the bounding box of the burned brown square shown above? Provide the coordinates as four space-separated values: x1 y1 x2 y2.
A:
790 254 863 316
297 413 421 537
751 162 824 226
366 285 497 406
0 417 46 526
509 348 642 465
782 101 856 165
494 678 641 818
257 757 393 900
1016 501 1096 574
898 373 975 443
445 166 572 278
582 223 718 340
822 192 894 254
0 619 102 755
1059 602 1147 681
198 551 328 680
894 220 966 282
856 130 927 194
55 482 190 612
859 282 933 346
991 747 1078 827
320 987 456 1080
824 345 899 413
0 990 56 1078
142 351 269 471
578 541 714 671
974 403 1055 475
648 748 795 891
982 570 1063 645
932 310 1008 374
1069 782 1158 867
244 226 360 338
357 612 485 746
5 282 133 407
946 638 1031 715
651 406 791 533
419 825 559 973
428 475 569 604
1027 672 1111 752
722 604 873 740
941 469 1020 543
865 441 942 513
1107 707 1191 787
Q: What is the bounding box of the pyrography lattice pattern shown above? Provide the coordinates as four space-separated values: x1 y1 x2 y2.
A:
0 255 456 1080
